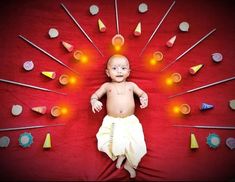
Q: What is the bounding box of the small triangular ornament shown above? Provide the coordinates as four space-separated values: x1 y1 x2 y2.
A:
43 133 51 149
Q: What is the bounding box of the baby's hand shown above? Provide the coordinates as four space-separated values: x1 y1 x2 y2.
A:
92 100 103 113
140 96 148 109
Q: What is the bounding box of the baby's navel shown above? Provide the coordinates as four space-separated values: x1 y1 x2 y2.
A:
109 89 112 92
120 110 123 113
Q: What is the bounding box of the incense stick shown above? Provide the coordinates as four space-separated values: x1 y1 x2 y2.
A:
160 28 216 72
139 1 176 56
61 3 104 57
114 0 120 34
168 76 235 99
173 125 235 130
19 35 79 75
0 78 67 95
0 123 65 132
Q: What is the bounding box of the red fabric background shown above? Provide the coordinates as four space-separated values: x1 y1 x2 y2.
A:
0 0 234 181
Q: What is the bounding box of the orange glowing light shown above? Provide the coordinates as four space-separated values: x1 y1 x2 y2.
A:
112 34 124 52
173 106 180 113
81 55 88 64
61 107 68 115
69 76 77 84
166 78 173 85
114 45 121 51
149 58 157 65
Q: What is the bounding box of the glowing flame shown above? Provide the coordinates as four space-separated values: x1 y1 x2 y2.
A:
61 107 68 115
69 76 77 84
149 58 157 65
166 78 173 85
114 45 121 51
173 106 180 113
81 55 88 64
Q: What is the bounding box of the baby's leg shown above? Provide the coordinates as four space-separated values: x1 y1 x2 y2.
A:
116 155 125 169
124 160 136 178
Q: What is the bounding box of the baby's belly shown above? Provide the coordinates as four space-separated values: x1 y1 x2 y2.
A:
106 97 135 118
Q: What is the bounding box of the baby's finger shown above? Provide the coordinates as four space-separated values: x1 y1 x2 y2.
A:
95 107 100 112
97 105 102 111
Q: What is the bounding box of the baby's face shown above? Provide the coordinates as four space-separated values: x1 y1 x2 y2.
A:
106 55 130 83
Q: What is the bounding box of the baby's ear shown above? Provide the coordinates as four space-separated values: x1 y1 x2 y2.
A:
106 69 110 77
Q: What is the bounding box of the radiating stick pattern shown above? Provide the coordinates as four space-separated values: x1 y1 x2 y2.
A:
168 76 235 99
19 35 79 75
61 3 104 57
160 28 216 72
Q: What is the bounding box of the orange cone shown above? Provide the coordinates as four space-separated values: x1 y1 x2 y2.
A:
134 22 141 36
98 19 106 32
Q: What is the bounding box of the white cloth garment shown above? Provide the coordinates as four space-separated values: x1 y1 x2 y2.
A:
96 115 147 168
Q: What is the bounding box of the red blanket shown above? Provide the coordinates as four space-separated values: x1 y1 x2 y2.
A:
0 0 234 180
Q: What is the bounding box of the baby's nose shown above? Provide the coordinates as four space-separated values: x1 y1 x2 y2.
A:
117 67 122 72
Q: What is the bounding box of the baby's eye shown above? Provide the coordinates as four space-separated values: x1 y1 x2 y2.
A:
112 67 117 70
122 67 127 70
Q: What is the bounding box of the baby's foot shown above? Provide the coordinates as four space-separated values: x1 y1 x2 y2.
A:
116 155 125 169
124 161 136 178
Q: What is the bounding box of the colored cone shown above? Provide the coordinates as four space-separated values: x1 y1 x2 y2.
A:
189 64 204 75
62 41 74 52
32 106 47 114
134 22 141 36
98 19 106 32
200 103 214 110
41 71 56 79
190 133 199 149
166 35 176 47
43 133 51 149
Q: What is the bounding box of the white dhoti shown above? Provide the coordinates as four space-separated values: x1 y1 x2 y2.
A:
96 115 147 168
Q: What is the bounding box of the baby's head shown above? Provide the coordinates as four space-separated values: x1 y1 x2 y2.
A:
106 54 130 83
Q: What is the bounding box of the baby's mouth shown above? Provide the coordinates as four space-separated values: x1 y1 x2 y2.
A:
116 75 123 77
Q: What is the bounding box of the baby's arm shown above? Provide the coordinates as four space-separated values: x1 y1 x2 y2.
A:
90 83 108 113
132 82 148 109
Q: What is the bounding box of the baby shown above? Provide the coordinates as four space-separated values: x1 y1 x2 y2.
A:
90 54 148 178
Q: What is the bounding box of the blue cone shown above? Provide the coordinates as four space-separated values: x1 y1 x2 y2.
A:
200 103 214 110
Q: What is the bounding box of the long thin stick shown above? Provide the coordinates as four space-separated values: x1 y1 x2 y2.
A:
160 28 216 71
173 125 235 130
0 123 65 132
19 35 79 75
0 78 67 95
139 1 176 56
114 0 119 34
168 76 235 99
61 3 104 57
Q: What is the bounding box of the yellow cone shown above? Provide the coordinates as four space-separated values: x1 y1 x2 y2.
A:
62 41 74 52
32 106 47 114
189 64 204 75
41 71 56 79
98 19 106 32
190 133 199 149
43 133 51 149
134 22 141 36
